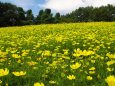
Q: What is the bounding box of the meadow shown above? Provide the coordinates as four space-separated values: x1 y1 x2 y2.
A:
0 22 115 86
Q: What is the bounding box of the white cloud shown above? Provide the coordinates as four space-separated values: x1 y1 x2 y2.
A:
39 0 115 14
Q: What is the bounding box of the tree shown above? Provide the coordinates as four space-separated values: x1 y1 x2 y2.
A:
36 9 55 24
45 9 51 15
0 2 20 26
54 12 61 23
37 8 53 24
62 4 115 22
26 9 34 20
17 7 25 20
41 9 53 24
26 9 34 25
36 10 44 24
17 7 26 25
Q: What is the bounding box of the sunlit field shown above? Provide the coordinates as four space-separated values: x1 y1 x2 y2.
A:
0 22 115 86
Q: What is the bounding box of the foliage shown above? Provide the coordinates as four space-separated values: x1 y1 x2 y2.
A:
36 9 54 24
63 5 115 22
54 13 61 23
0 2 20 26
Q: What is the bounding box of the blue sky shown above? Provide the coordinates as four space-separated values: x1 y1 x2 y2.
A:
0 0 45 16
0 0 115 16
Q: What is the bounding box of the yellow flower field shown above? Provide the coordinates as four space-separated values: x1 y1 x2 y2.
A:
0 22 115 86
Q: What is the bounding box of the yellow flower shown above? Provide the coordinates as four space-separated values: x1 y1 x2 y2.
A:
73 49 95 57
107 68 114 72
17 59 21 63
89 71 95 74
70 62 81 69
89 67 95 74
86 76 93 80
22 52 28 57
82 50 95 56
0 68 9 77
42 50 51 57
107 61 115 66
89 67 95 71
0 51 7 57
73 48 82 57
91 60 95 63
0 58 7 62
49 80 56 84
105 75 115 86
67 75 76 80
34 82 44 86
33 67 38 70
6 83 8 86
63 49 69 55
55 36 63 42
12 71 26 76
12 54 21 59
106 53 115 59
27 61 38 66
0 80 2 83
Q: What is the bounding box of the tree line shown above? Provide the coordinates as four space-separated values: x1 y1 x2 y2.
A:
0 2 61 27
0 2 115 27
62 5 115 22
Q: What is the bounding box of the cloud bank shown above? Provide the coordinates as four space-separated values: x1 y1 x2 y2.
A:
39 0 115 14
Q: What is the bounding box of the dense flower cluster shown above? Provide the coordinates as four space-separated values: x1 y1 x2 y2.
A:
0 68 9 77
0 22 114 85
105 75 115 86
12 71 26 76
